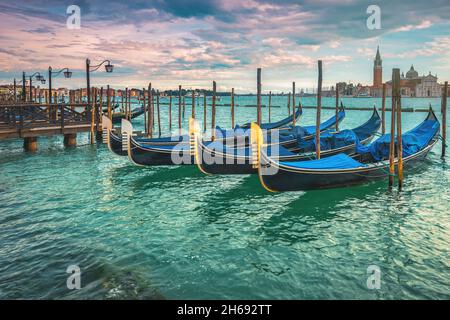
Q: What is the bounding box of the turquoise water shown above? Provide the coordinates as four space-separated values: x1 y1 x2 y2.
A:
0 97 449 299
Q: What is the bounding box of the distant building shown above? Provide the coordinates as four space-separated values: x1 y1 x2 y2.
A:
58 88 69 96
335 82 355 96
129 89 140 97
385 65 441 97
370 47 442 97
373 46 382 89
414 71 441 97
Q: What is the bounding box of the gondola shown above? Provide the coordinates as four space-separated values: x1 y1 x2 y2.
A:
126 107 304 148
193 107 381 175
103 107 305 156
123 108 346 167
123 119 194 166
102 103 120 113
254 108 440 192
273 106 345 150
111 106 145 124
102 115 145 156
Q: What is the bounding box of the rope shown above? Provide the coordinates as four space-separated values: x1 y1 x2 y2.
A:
438 134 448 147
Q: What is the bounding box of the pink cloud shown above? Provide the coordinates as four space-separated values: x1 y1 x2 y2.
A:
394 20 433 32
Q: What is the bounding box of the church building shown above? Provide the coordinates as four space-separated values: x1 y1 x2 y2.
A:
370 47 442 97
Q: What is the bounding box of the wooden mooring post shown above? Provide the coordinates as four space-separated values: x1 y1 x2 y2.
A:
90 87 96 145
292 82 296 126
203 94 207 132
178 85 182 133
142 87 147 133
128 88 132 120
96 87 103 140
381 83 386 134
157 90 161 137
442 81 448 158
396 71 404 191
316 60 322 160
231 88 235 128
147 83 155 138
169 94 172 131
268 91 272 123
182 95 186 119
191 90 195 119
120 89 124 112
335 83 339 131
257 68 262 125
147 83 153 137
287 92 291 115
125 87 128 118
112 90 116 111
212 81 217 140
389 69 399 188
53 92 58 120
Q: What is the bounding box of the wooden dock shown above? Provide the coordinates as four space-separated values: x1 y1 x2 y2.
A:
0 102 100 151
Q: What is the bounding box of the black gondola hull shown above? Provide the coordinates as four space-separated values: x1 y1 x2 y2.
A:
259 141 436 191
129 138 194 166
108 130 127 156
197 137 373 175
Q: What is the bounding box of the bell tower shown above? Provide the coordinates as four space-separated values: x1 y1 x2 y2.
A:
373 46 382 88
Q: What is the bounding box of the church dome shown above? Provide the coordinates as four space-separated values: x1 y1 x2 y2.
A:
406 65 418 79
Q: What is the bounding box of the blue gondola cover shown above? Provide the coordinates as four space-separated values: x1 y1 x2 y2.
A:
280 153 366 170
356 119 439 161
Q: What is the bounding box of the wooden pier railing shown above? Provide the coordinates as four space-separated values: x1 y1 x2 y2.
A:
0 102 101 151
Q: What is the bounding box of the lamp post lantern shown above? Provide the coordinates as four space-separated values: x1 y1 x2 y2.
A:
48 66 72 104
29 73 46 102
85 59 114 104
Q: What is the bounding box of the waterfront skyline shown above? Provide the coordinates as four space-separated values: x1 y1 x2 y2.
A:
0 0 449 92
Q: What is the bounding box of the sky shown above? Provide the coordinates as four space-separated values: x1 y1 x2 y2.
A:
0 0 449 93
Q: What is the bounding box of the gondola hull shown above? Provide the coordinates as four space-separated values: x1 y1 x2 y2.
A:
196 135 375 175
195 108 379 175
124 108 304 147
128 137 194 166
259 140 437 191
108 130 127 156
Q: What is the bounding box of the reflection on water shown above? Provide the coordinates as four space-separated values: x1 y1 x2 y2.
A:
0 97 448 299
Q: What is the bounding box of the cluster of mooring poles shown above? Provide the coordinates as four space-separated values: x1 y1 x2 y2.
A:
442 81 448 158
251 63 448 191
0 62 448 165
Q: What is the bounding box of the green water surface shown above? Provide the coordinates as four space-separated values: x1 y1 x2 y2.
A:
0 96 448 299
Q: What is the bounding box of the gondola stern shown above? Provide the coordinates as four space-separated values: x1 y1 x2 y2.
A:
189 117 210 174
101 115 112 145
121 118 134 162
251 122 278 193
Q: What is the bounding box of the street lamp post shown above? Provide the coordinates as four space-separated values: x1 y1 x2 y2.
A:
27 72 46 102
22 72 26 102
85 59 114 104
13 78 17 102
48 67 72 104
